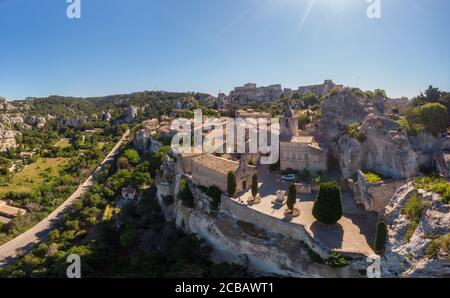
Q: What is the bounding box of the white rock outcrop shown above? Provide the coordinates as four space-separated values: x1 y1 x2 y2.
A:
382 183 450 277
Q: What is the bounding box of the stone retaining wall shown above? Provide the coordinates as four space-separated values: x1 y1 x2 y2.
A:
220 194 330 258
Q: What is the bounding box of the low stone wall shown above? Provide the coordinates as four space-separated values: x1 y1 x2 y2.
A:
220 195 330 259
295 183 312 194
356 170 406 215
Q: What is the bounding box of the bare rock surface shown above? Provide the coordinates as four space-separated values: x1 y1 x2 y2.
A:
382 183 450 277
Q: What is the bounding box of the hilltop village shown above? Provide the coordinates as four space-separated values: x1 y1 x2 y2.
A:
0 82 449 278
131 81 450 277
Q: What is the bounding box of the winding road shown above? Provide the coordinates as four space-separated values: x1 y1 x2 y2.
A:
0 129 130 267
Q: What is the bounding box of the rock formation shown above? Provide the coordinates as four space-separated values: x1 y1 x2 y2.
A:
382 183 450 277
0 127 20 152
318 88 447 179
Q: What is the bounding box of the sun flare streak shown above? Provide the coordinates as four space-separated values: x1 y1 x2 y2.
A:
297 0 315 33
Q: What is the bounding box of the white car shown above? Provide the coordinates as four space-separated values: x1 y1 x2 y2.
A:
281 174 296 181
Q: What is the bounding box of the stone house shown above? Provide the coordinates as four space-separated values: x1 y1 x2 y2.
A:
191 154 256 194
0 200 26 219
279 103 328 174
280 136 328 174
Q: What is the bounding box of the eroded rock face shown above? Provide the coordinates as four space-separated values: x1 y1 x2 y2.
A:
133 128 152 153
62 115 86 128
317 88 381 143
335 114 419 179
382 183 450 278
24 115 46 128
102 111 112 122
121 106 138 124
0 128 21 152
0 113 24 127
361 115 418 179
338 135 362 178
0 97 14 111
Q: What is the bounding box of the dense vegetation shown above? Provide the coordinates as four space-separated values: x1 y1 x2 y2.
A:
400 86 449 136
0 141 249 278
0 123 122 245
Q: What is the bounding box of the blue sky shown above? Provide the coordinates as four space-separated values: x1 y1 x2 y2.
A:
0 0 449 100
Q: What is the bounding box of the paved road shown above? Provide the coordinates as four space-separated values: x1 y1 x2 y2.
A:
0 129 130 267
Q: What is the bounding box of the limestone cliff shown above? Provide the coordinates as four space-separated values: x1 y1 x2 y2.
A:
319 89 447 179
154 152 368 278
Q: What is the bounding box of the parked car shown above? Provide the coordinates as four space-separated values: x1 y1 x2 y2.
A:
281 174 296 181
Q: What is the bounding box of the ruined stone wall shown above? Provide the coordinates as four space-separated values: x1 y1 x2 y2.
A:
356 170 406 215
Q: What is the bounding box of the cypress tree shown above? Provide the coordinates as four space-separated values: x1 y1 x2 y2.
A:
227 171 236 197
312 182 343 224
251 173 258 198
287 184 297 211
374 221 388 254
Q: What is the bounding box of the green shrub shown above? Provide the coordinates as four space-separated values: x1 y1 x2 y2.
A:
351 88 365 98
425 234 450 259
123 149 140 165
414 176 450 203
402 192 424 242
364 171 383 183
326 252 350 268
227 171 236 197
312 182 343 224
374 221 388 254
346 123 366 142
404 103 448 136
417 103 448 136
402 192 424 221
298 113 311 130
177 178 194 208
206 185 222 211
397 117 424 136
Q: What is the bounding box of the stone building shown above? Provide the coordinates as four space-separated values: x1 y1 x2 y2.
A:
191 154 256 194
227 83 283 104
235 109 271 121
297 80 342 98
280 136 328 174
279 103 327 174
